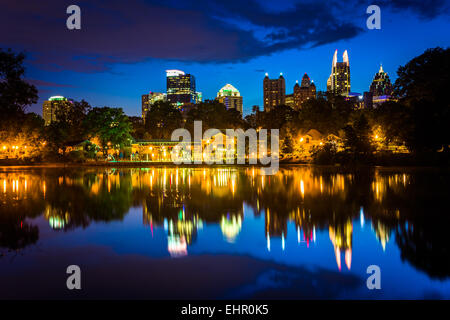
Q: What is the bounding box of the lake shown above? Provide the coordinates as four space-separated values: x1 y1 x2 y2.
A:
0 166 449 299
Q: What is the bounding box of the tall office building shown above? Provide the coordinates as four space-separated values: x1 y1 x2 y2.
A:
368 65 394 108
42 96 72 126
216 84 243 114
328 50 351 96
293 73 316 109
263 73 285 112
142 92 167 121
166 69 196 107
369 65 393 96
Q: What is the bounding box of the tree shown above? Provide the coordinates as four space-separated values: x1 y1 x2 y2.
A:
394 47 450 153
185 100 244 134
0 49 38 123
84 107 132 152
43 100 91 157
343 113 374 160
281 133 294 158
144 101 183 139
129 116 146 140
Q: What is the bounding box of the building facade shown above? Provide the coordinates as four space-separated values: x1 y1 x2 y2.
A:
141 92 167 121
293 74 316 109
216 84 243 114
369 65 393 96
166 69 196 107
285 94 295 108
328 50 350 96
363 65 394 108
263 73 285 112
42 96 72 126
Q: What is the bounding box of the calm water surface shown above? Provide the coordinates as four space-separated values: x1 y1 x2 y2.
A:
0 166 449 299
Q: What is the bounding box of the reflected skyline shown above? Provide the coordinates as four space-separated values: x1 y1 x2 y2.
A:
1 166 450 298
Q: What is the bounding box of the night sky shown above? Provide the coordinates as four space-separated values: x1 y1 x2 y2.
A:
1 0 450 116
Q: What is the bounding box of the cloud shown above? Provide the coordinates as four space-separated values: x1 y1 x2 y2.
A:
26 79 74 88
376 0 450 19
0 0 448 73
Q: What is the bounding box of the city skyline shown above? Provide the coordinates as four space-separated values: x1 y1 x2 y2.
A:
1 0 449 117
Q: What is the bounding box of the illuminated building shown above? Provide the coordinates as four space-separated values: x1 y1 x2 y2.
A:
293 73 316 109
216 84 243 114
42 96 72 126
166 69 197 107
369 65 394 108
141 92 167 121
327 50 350 96
285 93 295 108
263 73 285 112
195 92 202 104
370 65 393 97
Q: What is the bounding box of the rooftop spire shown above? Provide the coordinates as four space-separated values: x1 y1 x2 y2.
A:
332 49 338 68
343 50 349 66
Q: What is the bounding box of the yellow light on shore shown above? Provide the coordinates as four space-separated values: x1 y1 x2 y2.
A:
299 137 304 142
2 146 6 150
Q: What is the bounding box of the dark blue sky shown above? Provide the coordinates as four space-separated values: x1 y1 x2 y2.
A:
1 0 450 116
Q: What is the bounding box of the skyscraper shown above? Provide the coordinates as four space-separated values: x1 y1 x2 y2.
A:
142 92 167 121
166 70 196 107
263 73 285 112
216 84 243 114
42 96 72 126
369 65 394 108
328 50 350 96
370 65 393 96
293 74 316 109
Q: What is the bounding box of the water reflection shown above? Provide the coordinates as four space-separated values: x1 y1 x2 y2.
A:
1 166 450 281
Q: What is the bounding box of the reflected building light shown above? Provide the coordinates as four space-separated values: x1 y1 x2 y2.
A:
163 218 168 231
267 232 271 252
360 207 365 228
282 232 285 251
300 180 304 198
48 216 65 229
335 247 342 271
168 235 188 257
3 179 6 193
220 215 242 243
345 249 352 270
313 226 316 243
297 227 300 243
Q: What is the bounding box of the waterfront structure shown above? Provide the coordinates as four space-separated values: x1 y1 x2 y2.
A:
141 92 167 121
216 84 243 114
327 50 351 96
166 69 197 107
293 74 316 109
263 73 285 112
42 95 72 125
